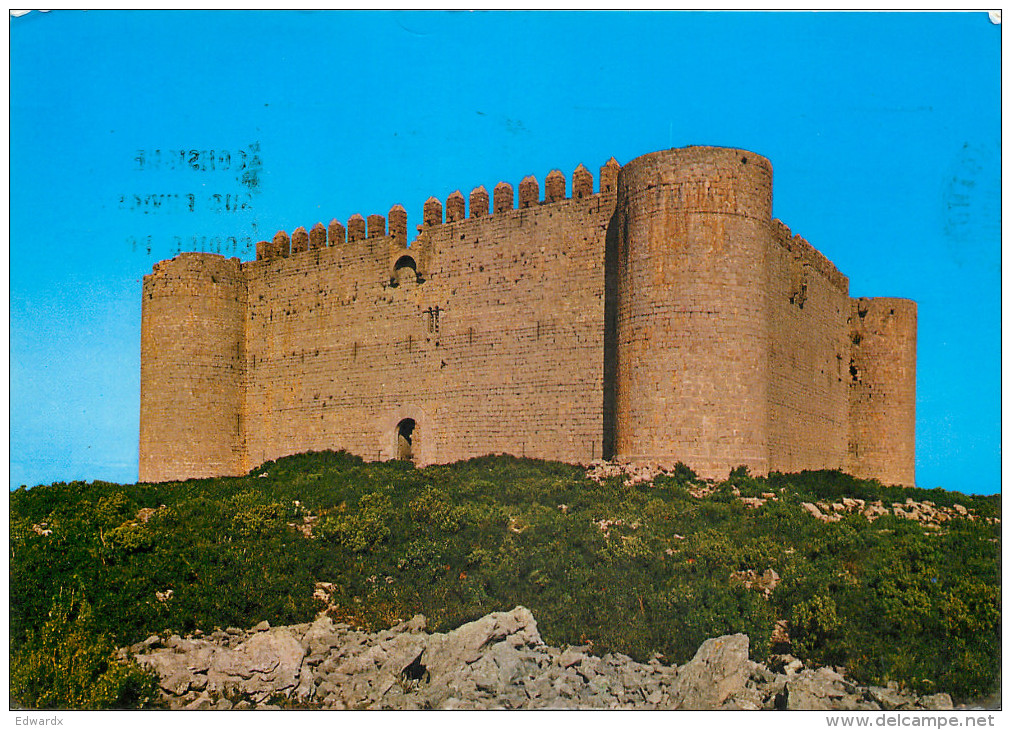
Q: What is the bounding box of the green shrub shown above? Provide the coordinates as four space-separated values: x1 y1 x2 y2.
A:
728 465 751 481
672 461 699 484
9 451 1000 705
10 592 159 709
792 593 843 661
397 541 444 582
106 521 153 553
232 502 286 538
319 493 392 552
95 492 135 528
609 534 654 563
410 488 464 533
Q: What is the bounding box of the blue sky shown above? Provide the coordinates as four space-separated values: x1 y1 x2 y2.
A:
9 11 1001 494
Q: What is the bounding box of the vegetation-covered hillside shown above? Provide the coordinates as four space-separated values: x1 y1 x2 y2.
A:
10 452 1000 708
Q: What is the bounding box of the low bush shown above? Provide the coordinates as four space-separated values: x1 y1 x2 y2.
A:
10 591 159 709
9 451 1000 704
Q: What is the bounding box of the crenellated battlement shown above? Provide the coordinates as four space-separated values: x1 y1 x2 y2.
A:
518 176 538 208
309 222 326 250
494 182 513 214
291 226 309 254
389 205 407 244
470 186 489 218
347 213 366 243
446 191 466 223
328 218 345 247
573 164 593 199
249 158 622 267
141 146 915 488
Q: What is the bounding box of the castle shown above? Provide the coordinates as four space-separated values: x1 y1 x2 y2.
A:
140 146 917 486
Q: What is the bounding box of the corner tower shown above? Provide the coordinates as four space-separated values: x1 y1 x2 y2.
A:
613 147 774 478
846 297 917 486
139 253 247 482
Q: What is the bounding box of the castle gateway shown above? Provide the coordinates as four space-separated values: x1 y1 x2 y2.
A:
139 147 916 486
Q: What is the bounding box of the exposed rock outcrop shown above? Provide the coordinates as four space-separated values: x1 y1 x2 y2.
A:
799 497 995 526
584 462 996 528
125 607 955 711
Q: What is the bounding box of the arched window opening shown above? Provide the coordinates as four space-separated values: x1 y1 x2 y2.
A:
391 255 420 287
396 418 416 461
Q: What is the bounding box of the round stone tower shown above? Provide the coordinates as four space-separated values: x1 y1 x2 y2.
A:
613 146 773 478
846 297 917 486
139 253 247 482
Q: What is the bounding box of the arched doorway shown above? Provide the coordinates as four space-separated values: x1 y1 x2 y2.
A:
391 255 419 287
396 418 416 461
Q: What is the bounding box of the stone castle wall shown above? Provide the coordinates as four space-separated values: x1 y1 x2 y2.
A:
139 146 917 485
240 174 614 471
766 222 852 475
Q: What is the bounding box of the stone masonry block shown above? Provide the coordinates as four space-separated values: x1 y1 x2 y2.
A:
423 197 443 227
347 214 366 242
367 214 386 239
446 191 466 223
389 205 408 243
519 176 539 209
545 170 566 203
599 157 620 194
494 182 513 214
291 226 309 254
309 223 327 250
470 186 489 218
572 164 593 198
328 219 346 247
272 230 290 258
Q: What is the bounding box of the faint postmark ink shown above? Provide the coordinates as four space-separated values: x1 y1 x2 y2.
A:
941 142 999 269
123 142 263 256
133 143 262 193
118 192 254 215
128 234 257 257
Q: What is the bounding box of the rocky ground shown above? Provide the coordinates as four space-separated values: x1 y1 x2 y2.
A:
124 606 956 710
585 461 997 528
